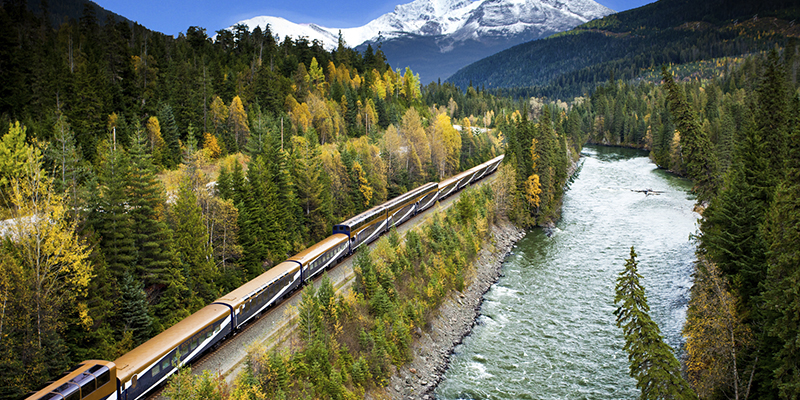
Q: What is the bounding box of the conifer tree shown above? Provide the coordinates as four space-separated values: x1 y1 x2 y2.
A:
614 246 697 400
229 161 246 205
271 147 302 249
239 155 284 276
120 270 153 344
298 284 321 345
662 66 719 202
762 109 800 399
215 165 233 200
171 179 217 303
127 129 180 289
754 49 789 186
46 112 90 209
699 125 770 312
91 141 135 281
158 103 181 169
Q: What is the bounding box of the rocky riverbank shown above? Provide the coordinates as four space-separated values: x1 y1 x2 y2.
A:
368 217 525 400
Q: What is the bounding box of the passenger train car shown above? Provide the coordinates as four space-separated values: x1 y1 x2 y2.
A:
25 154 504 400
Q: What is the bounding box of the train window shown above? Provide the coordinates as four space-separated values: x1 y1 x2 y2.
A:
152 362 161 376
161 357 170 371
58 384 80 400
86 365 110 387
180 343 188 356
70 372 96 396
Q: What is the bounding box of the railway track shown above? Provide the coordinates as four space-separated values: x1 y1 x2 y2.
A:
149 173 498 398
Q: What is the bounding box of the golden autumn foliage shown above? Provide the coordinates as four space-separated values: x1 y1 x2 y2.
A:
524 138 542 208
400 108 430 182
203 132 222 159
305 57 326 94
3 154 93 341
428 113 461 178
146 116 165 164
209 96 228 136
684 260 753 399
286 94 312 133
524 174 542 208
352 161 372 208
228 95 250 150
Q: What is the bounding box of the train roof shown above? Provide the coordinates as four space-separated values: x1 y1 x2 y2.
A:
383 182 438 209
288 234 349 266
25 360 116 400
336 203 386 228
214 261 301 307
439 166 475 187
114 304 229 384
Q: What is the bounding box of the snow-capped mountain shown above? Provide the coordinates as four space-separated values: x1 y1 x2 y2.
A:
230 0 614 82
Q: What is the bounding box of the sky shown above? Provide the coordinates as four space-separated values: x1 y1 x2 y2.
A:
92 0 655 37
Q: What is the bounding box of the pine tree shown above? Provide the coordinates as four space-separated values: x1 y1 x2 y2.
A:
91 141 135 281
158 103 181 169
239 155 284 276
215 165 233 200
272 147 302 249
120 270 153 344
614 246 698 400
662 66 719 202
754 49 789 186
298 284 321 344
127 129 180 289
171 179 217 303
699 125 770 312
762 107 800 399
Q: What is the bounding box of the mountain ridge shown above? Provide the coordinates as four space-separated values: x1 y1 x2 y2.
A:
229 0 614 82
446 0 800 98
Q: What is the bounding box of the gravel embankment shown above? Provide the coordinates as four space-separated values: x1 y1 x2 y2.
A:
372 218 525 400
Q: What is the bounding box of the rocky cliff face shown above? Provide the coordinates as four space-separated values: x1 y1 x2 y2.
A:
230 0 614 82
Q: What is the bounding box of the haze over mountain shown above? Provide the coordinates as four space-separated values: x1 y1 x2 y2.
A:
230 0 614 83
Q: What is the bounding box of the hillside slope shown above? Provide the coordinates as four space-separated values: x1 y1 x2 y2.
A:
447 0 800 98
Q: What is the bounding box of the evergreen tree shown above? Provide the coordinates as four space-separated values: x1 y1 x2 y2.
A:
157 103 181 169
753 49 789 186
272 147 302 249
127 129 180 290
215 165 233 200
91 141 135 281
662 66 719 202
171 179 217 304
614 246 697 400
699 124 770 313
239 155 285 276
762 111 800 399
119 270 153 344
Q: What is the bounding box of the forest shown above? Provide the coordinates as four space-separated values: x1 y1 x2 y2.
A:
589 47 799 399
0 1 574 398
448 0 800 100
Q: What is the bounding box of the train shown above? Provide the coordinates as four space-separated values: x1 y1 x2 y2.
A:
25 154 504 400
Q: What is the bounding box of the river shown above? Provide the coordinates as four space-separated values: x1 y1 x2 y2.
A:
435 146 699 399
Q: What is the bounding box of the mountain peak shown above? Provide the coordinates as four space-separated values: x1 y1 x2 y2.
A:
229 0 613 81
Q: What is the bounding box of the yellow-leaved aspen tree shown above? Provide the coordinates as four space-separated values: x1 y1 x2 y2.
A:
684 260 753 399
6 153 92 349
525 138 542 209
145 116 164 166
228 95 250 150
400 108 430 182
